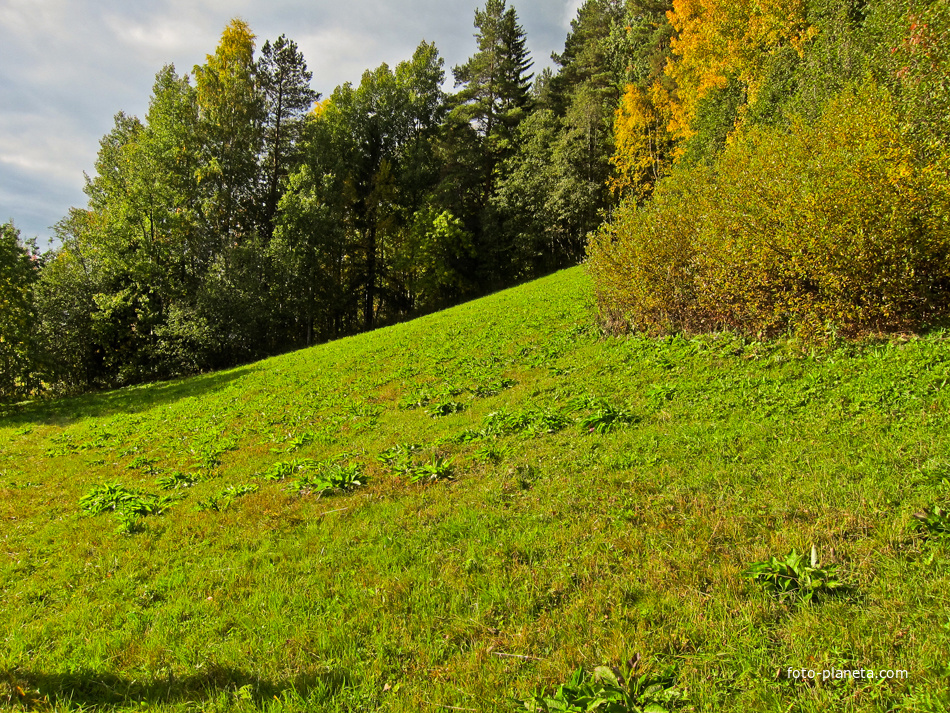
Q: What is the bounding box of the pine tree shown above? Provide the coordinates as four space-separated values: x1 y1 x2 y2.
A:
257 35 319 236
452 0 534 170
446 0 534 285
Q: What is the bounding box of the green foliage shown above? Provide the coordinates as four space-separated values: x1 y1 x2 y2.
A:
479 408 573 438
452 0 533 151
155 471 202 490
79 482 177 517
0 222 40 402
289 463 367 495
377 444 453 484
261 458 320 481
195 483 259 512
678 80 746 166
746 547 846 603
518 662 682 713
114 510 147 536
472 377 516 396
913 506 950 538
377 442 423 465
303 41 447 330
427 401 465 417
193 19 263 244
257 34 319 233
407 456 454 484
391 206 476 314
474 442 508 463
578 398 638 434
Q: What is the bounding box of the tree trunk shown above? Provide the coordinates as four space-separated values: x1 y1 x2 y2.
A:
364 223 376 330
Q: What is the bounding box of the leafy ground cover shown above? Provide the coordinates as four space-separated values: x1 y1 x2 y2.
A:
1 267 949 711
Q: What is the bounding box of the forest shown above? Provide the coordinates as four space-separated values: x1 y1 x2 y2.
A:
2 0 949 402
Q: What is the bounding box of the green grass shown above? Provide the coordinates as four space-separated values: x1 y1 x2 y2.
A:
2 266 950 711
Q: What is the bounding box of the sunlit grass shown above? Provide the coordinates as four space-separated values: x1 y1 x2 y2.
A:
2 267 949 711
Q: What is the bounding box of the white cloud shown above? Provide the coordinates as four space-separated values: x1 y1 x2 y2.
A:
104 13 216 58
0 0 574 242
563 0 584 27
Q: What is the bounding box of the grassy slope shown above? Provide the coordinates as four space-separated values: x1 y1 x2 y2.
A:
2 266 950 712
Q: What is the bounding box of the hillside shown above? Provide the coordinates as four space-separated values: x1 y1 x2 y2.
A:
2 266 949 711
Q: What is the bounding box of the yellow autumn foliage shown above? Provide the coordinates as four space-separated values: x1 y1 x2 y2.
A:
664 0 815 142
609 81 675 201
588 84 950 340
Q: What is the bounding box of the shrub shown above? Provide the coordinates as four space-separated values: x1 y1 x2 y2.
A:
588 83 950 340
0 222 41 402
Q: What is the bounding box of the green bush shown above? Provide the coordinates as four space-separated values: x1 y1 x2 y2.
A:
0 222 41 402
588 83 950 340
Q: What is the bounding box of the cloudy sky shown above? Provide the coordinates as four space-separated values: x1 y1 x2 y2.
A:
0 0 584 245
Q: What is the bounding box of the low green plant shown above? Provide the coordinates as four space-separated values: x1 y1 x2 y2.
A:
261 458 320 481
474 443 507 464
289 463 367 495
508 464 540 490
399 390 433 410
115 510 146 536
481 410 528 437
427 401 465 417
377 443 425 479
579 400 638 434
79 482 176 517
80 482 178 535
913 506 950 538
278 432 317 452
408 456 453 484
517 661 681 712
479 408 572 438
525 408 572 435
647 384 677 409
472 378 516 397
746 547 846 603
223 484 260 498
377 443 422 466
126 455 159 474
156 471 201 490
195 483 259 512
194 495 222 512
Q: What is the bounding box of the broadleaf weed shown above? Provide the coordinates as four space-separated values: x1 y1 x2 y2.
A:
746 547 846 603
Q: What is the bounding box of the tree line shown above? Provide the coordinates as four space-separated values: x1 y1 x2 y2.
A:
4 1 632 399
5 0 947 402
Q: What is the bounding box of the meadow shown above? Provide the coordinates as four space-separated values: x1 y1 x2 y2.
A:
2 266 949 711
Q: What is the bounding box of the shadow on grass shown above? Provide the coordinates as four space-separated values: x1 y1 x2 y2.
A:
0 367 257 427
1 664 351 710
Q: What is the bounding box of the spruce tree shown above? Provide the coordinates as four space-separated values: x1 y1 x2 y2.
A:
452 0 534 171
257 35 319 237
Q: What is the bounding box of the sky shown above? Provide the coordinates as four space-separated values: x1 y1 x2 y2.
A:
0 0 584 247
